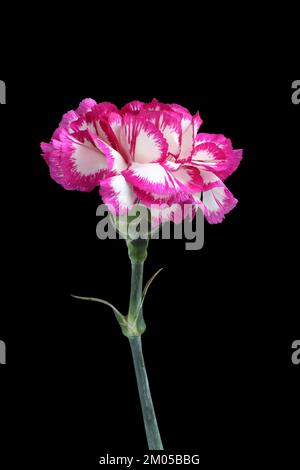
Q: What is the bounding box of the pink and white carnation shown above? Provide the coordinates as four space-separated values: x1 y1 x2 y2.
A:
41 98 242 224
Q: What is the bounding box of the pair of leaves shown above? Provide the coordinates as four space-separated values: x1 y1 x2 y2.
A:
71 268 163 334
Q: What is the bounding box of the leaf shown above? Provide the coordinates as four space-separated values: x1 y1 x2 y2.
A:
71 295 126 326
139 268 163 311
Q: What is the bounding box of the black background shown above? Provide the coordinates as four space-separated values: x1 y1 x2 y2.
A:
0 28 299 468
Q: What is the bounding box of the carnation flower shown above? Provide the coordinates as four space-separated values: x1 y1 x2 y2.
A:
41 98 242 224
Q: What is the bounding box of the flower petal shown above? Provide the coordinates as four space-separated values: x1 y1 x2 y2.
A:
151 202 195 226
42 129 107 192
193 111 203 135
134 186 192 205
138 110 182 157
87 130 128 174
193 183 238 224
168 103 191 115
177 115 198 162
119 115 168 163
76 98 97 116
193 134 243 180
100 174 137 214
41 141 68 187
58 99 97 133
192 168 224 191
59 110 79 133
133 187 194 225
143 98 171 112
123 161 192 195
169 164 205 192
80 103 120 145
106 112 124 152
121 100 145 114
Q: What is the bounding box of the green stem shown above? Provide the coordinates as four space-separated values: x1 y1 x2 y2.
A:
126 238 163 450
128 261 144 324
127 239 148 334
129 336 164 450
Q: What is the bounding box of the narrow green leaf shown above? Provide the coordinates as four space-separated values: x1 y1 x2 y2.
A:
139 268 163 311
71 295 126 326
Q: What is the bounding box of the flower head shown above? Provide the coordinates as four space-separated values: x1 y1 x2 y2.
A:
41 98 242 224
